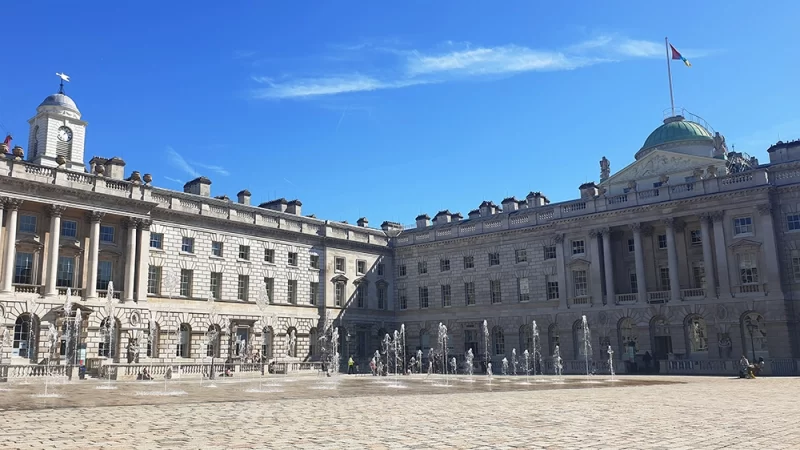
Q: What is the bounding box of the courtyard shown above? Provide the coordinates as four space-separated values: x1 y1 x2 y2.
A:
0 374 797 449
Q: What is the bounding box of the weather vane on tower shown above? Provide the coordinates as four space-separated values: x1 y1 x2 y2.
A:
56 72 70 94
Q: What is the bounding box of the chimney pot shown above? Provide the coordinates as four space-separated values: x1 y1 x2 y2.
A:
357 217 369 227
286 199 302 215
415 213 431 229
237 189 252 205
183 176 212 197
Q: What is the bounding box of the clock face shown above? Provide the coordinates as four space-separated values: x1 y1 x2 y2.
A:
57 126 73 142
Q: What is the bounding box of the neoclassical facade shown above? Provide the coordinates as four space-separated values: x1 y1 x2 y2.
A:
1 88 799 375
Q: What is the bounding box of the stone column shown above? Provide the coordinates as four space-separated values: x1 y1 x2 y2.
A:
630 223 647 303
1 199 22 293
699 213 717 297
85 211 105 299
601 227 615 304
554 233 567 307
123 218 139 301
757 204 782 295
136 219 152 302
663 218 682 302
0 201 5 291
711 211 731 297
45 205 67 297
589 229 603 304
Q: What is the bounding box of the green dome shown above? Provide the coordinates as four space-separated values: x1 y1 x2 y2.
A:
641 116 713 151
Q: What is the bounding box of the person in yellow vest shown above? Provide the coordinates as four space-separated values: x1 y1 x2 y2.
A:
348 356 355 374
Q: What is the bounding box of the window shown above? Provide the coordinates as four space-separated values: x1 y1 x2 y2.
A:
464 282 476 305
572 270 588 297
97 261 113 290
490 280 502 304
659 267 670 290
310 254 320 270
179 269 193 297
60 220 77 238
627 239 635 253
13 252 34 285
56 256 75 287
463 255 475 269
176 324 191 358
356 259 366 274
493 327 505 355
377 263 384 276
13 315 35 359
355 284 366 307
334 282 345 306
146 323 159 357
148 266 162 295
418 261 428 274
488 253 500 266
441 284 452 307
210 272 222 299
546 279 559 300
100 225 115 243
264 248 275 263
263 277 274 304
658 234 667 249
211 241 223 257
181 237 194 253
788 214 800 232
288 252 298 267
237 275 249 300
310 282 319 305
287 280 297 304
439 258 450 272
733 216 753 236
544 246 556 260
335 257 345 272
690 230 702 245
793 256 800 282
629 269 638 292
377 284 387 310
98 318 118 358
398 264 407 277
19 215 36 233
571 240 585 255
419 286 429 308
739 253 759 284
515 249 527 263
517 277 530 302
398 288 407 310
238 245 250 261
150 233 164 249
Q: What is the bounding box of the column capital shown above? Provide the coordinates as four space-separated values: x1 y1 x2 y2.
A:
123 218 141 229
4 198 22 211
661 217 676 228
699 212 713 221
553 233 564 244
628 222 642 232
599 227 611 236
710 210 725 222
589 229 600 238
87 211 105 223
756 204 773 216
139 219 153 231
48 205 67 218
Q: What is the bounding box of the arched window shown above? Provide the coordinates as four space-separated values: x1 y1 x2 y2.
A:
13 314 39 360
685 315 708 353
309 327 318 357
741 312 768 359
206 325 221 358
286 327 298 358
177 323 191 358
548 323 560 356
147 322 160 358
519 325 532 353
98 317 121 360
618 317 637 356
650 316 673 360
262 327 274 360
492 326 505 356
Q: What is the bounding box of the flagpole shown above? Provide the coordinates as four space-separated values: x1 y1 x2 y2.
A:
665 37 675 117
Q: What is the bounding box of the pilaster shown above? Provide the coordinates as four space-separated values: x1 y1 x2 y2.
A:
600 227 615 305
1 198 22 293
136 219 152 302
757 204 781 296
629 222 647 303
710 211 731 297
663 218 682 302
699 213 717 298
44 205 67 296
588 229 603 305
85 211 105 299
123 218 140 302
554 233 567 307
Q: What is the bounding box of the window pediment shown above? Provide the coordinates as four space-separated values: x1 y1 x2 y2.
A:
330 274 348 283
728 238 762 250
99 247 123 257
567 257 590 268
353 277 369 286
375 279 389 288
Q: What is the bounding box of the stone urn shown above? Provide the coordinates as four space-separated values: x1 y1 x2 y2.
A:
0 143 8 154
130 171 142 182
55 155 67 167
143 173 153 184
12 146 23 159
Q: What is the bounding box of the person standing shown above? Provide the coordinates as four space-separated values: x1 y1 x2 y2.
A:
348 356 355 374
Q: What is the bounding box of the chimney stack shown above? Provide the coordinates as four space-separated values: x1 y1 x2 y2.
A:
357 217 369 227
286 199 302 216
259 198 288 212
526 191 549 208
479 201 499 216
468 209 481 219
432 210 451 225
184 176 212 197
501 197 519 212
579 182 599 200
415 214 431 229
380 221 403 236
451 212 463 222
237 189 251 205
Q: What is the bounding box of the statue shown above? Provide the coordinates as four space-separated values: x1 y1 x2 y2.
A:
287 329 297 357
600 157 610 180
713 132 728 158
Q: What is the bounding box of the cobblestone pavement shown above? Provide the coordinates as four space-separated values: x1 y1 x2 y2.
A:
0 375 796 449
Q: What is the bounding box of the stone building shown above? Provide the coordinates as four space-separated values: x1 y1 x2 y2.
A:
0 85 798 376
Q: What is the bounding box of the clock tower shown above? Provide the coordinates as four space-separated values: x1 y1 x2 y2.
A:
27 89 87 171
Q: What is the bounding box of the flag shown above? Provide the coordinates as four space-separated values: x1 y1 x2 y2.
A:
670 44 691 67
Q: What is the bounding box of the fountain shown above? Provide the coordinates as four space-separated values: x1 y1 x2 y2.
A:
416 349 422 374
252 285 275 392
399 324 406 375
98 282 117 390
450 357 457 376
382 333 390 378
607 345 617 382
501 357 509 379
532 320 541 378
38 322 60 398
393 330 401 380
437 323 448 385
553 345 563 381
465 348 474 380
523 349 530 384
511 348 518 376
487 362 493 386
581 315 593 380
482 320 490 375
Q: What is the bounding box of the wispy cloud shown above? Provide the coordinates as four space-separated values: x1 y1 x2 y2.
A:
166 146 229 178
163 176 184 185
250 35 711 100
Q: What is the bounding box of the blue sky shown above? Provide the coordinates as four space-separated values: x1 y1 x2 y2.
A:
2 1 799 227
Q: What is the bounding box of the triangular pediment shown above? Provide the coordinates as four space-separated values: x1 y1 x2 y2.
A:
567 257 591 267
600 150 724 186
330 274 348 283
728 238 762 249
